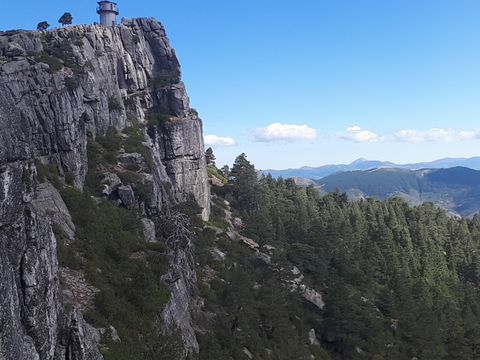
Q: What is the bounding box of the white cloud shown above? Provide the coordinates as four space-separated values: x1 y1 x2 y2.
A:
254 122 317 142
204 134 236 147
394 128 480 143
339 125 382 143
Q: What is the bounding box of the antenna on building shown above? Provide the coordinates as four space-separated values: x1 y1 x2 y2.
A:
97 1 119 27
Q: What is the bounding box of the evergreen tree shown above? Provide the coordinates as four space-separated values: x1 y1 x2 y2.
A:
205 147 216 166
58 12 73 26
220 164 230 178
229 153 259 213
37 21 50 31
199 153 480 359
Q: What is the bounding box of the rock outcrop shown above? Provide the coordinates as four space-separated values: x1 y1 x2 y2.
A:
0 18 209 359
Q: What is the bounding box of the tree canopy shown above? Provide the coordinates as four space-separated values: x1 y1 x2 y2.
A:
58 12 73 26
199 154 480 359
37 21 50 31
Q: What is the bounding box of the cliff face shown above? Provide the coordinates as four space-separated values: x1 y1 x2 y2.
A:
0 18 209 359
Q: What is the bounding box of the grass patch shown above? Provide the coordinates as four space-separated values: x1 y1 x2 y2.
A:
207 165 228 184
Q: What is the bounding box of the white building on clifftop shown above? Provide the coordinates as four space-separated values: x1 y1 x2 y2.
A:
97 1 119 26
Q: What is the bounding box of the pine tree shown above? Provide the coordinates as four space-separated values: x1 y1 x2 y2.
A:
58 12 73 26
37 21 50 31
229 153 259 213
205 147 216 166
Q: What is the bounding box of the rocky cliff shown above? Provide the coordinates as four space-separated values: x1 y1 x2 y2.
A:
0 18 209 359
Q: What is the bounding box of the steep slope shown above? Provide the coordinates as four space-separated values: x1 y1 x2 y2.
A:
317 167 480 217
199 159 480 360
0 18 209 359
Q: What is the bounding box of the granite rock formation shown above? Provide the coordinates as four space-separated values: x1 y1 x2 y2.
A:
0 18 209 359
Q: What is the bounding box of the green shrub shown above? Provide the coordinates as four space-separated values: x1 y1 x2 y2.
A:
97 127 122 152
149 73 180 88
118 171 149 201
84 142 104 195
49 40 80 72
56 235 82 270
145 242 167 253
206 218 230 230
133 182 149 201
35 160 62 188
64 76 80 91
122 126 154 172
207 165 228 184
126 113 140 126
118 170 142 185
64 171 75 186
34 52 63 72
95 127 122 165
211 202 226 219
125 163 141 172
108 97 123 112
146 111 171 128
84 60 94 71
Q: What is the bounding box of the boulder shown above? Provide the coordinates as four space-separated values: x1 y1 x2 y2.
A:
118 185 136 208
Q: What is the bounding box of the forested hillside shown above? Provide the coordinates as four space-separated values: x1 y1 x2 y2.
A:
317 167 480 217
196 153 480 360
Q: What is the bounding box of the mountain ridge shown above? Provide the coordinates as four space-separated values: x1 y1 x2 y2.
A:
262 156 480 180
315 166 480 217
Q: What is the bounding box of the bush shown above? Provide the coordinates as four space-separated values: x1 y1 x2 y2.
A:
49 39 81 73
56 235 82 270
64 76 80 91
206 218 230 230
149 73 180 88
84 142 104 195
208 165 228 184
118 170 142 185
145 242 167 253
108 97 123 112
35 160 62 188
146 111 171 128
122 126 154 172
64 171 75 186
34 52 63 72
96 127 122 164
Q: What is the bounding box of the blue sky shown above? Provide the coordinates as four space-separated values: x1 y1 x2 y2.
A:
2 1 480 169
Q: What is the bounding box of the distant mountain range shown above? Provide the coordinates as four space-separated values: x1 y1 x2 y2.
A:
315 167 480 217
261 156 480 180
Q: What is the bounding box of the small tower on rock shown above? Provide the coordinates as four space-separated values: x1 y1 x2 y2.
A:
97 1 119 27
